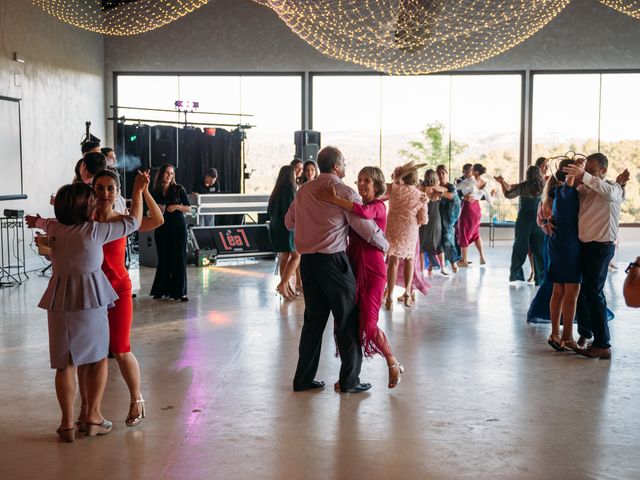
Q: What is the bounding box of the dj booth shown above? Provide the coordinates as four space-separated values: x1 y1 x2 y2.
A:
138 194 275 267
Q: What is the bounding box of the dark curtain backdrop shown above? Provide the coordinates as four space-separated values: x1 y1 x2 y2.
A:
116 124 242 198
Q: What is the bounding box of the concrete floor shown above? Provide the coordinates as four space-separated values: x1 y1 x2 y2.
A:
1 242 639 480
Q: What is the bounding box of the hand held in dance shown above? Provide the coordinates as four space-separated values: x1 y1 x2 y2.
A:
166 204 179 213
25 214 41 229
616 168 630 186
562 163 585 181
132 170 149 195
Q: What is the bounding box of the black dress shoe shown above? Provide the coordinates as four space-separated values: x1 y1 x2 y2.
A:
340 382 372 393
293 380 325 392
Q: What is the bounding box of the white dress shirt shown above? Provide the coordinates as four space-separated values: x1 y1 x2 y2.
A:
577 172 624 243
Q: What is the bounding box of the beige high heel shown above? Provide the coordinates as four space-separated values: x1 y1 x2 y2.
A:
126 398 146 427
388 363 405 388
384 297 393 311
403 292 415 307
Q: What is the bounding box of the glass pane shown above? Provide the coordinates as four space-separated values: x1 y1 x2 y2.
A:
178 76 242 126
380 75 451 183
451 75 522 221
600 73 640 223
240 76 302 193
116 76 181 124
532 73 600 162
312 75 382 187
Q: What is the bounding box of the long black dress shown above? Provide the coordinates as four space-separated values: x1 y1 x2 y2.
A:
151 184 190 299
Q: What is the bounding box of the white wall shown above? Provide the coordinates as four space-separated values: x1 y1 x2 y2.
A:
0 0 105 270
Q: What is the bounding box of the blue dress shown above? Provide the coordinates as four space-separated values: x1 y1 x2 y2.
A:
547 184 581 284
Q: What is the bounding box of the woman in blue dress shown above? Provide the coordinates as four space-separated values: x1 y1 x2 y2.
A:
540 159 581 350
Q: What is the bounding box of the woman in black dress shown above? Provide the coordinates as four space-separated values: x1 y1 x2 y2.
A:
268 165 298 299
150 164 191 301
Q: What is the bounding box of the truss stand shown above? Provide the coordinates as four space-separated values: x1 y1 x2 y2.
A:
0 216 28 286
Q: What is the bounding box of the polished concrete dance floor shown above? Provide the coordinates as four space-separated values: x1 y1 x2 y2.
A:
1 243 639 479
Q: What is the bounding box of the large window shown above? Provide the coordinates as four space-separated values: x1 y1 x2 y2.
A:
116 74 303 193
532 73 640 223
312 73 522 220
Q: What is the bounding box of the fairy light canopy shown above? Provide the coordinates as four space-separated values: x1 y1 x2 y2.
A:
599 0 640 19
254 0 573 75
31 0 209 36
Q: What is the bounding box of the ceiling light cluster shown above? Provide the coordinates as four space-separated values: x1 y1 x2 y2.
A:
254 0 572 75
31 0 209 36
33 0 640 73
599 0 640 19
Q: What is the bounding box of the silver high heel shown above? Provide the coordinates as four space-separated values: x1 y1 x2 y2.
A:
85 419 113 436
126 398 146 427
388 363 405 389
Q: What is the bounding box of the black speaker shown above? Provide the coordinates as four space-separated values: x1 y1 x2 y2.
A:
294 130 321 162
150 126 178 168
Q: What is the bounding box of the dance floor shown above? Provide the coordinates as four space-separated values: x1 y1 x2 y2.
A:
1 242 639 479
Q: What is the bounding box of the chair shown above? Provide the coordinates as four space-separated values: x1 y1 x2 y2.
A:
488 201 518 247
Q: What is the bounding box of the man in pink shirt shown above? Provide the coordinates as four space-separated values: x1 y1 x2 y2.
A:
286 146 389 393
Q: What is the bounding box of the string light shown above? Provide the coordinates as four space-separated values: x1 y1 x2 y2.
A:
599 0 640 19
254 1 572 75
31 0 209 36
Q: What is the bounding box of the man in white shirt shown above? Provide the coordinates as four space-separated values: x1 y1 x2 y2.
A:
563 153 625 359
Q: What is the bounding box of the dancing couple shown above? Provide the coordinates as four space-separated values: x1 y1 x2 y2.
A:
286 146 405 393
538 153 627 358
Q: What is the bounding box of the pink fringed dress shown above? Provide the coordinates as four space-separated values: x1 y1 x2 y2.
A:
347 200 392 358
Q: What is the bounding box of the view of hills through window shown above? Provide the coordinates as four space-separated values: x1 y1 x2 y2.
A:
117 72 640 223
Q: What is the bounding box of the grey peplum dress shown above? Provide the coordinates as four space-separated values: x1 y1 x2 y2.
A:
38 216 139 369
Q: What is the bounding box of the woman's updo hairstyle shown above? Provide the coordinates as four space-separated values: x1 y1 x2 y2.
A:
54 182 96 225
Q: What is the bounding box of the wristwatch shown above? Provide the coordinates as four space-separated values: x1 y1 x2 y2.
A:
625 261 640 273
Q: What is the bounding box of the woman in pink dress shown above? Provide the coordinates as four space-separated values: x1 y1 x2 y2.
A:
456 163 493 266
316 166 404 388
383 161 428 309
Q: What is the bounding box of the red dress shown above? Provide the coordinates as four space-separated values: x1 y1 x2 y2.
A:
102 237 133 353
347 200 392 358
456 200 481 247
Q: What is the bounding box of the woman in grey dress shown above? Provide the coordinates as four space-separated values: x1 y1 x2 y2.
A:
419 169 448 274
28 174 145 442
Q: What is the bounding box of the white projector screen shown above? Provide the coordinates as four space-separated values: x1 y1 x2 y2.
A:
0 96 25 201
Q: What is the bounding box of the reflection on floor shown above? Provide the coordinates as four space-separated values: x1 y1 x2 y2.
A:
1 243 639 479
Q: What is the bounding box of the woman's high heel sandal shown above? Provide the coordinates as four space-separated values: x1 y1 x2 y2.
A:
403 292 415 307
126 398 146 427
388 363 405 389
56 426 75 443
75 404 88 432
85 419 113 436
384 297 393 311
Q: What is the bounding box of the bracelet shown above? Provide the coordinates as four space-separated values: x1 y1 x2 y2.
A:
626 262 640 274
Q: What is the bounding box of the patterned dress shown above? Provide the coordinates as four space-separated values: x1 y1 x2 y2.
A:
385 183 428 258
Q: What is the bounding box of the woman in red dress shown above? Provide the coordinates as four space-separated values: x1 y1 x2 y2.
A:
317 167 403 388
93 169 164 426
